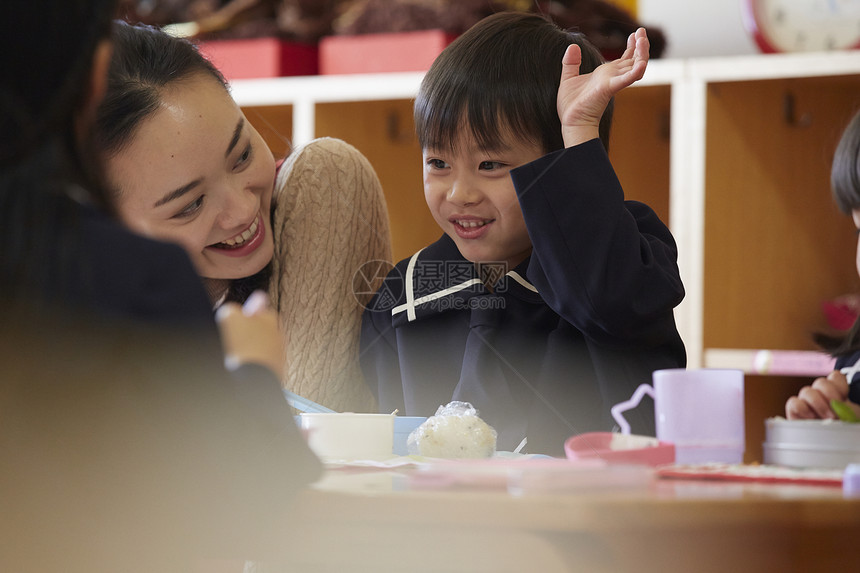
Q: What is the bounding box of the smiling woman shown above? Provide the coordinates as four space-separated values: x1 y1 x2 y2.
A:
95 21 391 412
97 23 276 293
103 71 277 285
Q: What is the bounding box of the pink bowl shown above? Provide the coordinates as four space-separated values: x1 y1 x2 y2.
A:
565 432 675 467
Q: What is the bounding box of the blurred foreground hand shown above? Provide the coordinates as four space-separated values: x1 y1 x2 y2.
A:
215 290 285 379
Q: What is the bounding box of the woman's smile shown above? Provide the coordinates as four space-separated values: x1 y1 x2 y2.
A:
207 212 266 257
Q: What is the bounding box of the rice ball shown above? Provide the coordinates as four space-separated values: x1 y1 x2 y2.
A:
407 401 497 458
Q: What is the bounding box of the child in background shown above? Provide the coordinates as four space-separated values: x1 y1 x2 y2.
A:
786 110 860 421
360 12 686 455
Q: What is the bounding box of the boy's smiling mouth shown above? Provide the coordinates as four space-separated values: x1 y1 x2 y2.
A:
451 216 494 239
454 218 492 228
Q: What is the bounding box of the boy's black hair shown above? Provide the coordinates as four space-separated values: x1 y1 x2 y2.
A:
414 11 613 155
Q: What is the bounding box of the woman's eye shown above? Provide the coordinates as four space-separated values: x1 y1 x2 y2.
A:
174 196 204 219
426 158 448 170
234 144 253 169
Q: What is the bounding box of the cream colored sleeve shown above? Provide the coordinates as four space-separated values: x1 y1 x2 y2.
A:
268 137 391 413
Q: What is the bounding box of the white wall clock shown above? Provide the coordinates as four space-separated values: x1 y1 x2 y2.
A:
743 0 860 53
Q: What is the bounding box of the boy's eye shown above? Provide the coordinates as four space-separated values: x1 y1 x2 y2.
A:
174 196 204 219
426 158 448 170
479 161 504 171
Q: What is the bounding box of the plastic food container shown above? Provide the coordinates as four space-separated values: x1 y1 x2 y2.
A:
393 416 427 455
564 432 675 466
763 417 860 469
299 413 394 461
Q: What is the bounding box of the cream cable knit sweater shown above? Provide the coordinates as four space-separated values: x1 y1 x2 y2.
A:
268 138 391 413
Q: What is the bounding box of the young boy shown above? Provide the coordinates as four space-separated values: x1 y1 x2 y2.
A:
360 12 686 455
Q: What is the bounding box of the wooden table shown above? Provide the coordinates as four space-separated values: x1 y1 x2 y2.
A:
274 462 860 573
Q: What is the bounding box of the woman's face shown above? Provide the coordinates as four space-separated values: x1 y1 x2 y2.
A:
105 73 275 281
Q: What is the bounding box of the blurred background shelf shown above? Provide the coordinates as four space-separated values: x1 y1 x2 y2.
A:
703 348 836 377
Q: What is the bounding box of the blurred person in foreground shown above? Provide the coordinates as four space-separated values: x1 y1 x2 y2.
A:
0 1 320 571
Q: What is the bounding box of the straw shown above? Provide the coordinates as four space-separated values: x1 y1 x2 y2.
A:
610 383 655 435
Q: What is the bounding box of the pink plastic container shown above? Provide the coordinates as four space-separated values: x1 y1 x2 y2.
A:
565 432 675 466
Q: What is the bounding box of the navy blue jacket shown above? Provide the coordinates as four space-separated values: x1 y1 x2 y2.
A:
360 140 686 455
835 352 860 405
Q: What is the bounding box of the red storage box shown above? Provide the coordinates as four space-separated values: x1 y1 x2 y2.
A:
319 29 457 75
198 38 318 80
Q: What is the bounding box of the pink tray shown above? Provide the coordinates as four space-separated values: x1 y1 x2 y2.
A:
565 432 675 466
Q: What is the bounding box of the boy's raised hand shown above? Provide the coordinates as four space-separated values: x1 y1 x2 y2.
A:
558 27 650 148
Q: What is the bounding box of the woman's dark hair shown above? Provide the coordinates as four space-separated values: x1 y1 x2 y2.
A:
95 20 228 158
814 109 860 356
0 0 117 301
414 11 613 155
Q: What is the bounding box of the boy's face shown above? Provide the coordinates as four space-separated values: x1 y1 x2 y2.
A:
422 128 543 270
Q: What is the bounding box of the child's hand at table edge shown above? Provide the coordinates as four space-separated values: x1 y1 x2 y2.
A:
786 370 860 420
558 27 649 148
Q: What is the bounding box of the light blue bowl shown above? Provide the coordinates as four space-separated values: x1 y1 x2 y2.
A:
393 416 427 455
